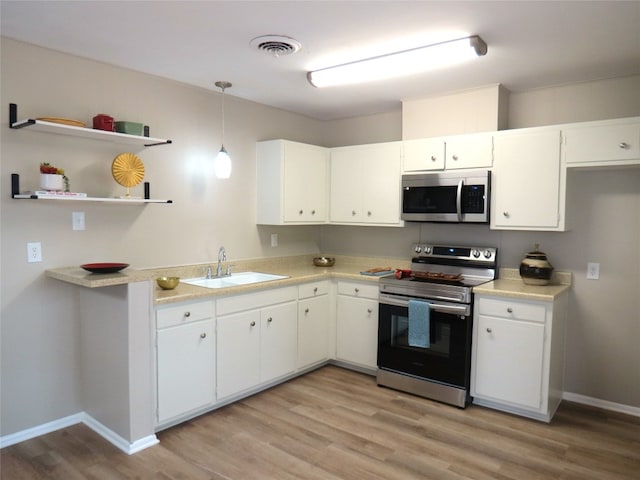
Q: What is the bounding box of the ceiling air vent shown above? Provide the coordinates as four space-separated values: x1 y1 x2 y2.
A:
250 35 302 57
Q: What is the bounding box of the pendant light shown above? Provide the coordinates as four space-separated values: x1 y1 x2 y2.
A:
214 81 232 178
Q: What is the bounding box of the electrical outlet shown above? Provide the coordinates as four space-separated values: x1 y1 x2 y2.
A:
72 211 85 231
27 242 42 263
587 262 600 280
271 233 278 247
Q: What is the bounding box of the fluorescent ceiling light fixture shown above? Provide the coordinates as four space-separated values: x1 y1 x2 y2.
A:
307 35 487 88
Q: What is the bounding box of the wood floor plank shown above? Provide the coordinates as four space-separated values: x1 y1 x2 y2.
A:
2 365 639 479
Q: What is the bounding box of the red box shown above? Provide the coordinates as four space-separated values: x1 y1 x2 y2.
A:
93 114 114 131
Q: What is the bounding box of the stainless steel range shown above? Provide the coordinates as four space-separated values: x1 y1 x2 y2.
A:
377 243 497 407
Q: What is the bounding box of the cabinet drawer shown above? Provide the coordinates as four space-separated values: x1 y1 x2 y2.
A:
217 286 297 316
298 281 329 299
156 300 214 329
478 297 546 323
564 122 640 165
337 281 378 300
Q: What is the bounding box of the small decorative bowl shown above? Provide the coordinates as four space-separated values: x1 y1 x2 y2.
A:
313 257 335 267
157 276 180 290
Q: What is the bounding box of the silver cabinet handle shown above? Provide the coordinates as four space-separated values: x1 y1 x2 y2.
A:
313 287 318 293
184 311 191 318
430 155 436 161
352 210 357 216
452 154 459 161
200 333 207 339
367 308 372 314
250 321 256 327
367 211 372 216
311 210 316 215
502 211 510 218
507 308 513 313
267 317 273 323
619 142 630 149
299 209 303 215
486 328 492 333
305 308 310 314
354 288 359 293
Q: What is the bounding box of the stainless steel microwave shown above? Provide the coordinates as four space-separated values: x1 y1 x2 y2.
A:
401 170 491 223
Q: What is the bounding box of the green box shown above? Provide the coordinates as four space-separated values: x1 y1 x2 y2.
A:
115 121 143 136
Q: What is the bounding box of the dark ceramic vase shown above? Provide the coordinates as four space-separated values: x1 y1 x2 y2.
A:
519 244 554 285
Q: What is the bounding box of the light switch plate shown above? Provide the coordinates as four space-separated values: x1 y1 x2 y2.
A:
72 211 85 231
587 262 600 280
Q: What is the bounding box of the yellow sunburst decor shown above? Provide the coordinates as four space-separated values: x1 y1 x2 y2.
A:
111 152 145 197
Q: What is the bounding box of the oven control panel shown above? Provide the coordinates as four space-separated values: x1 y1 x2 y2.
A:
412 244 497 264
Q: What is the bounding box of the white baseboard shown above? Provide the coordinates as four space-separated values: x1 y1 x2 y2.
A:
0 413 84 449
562 391 640 418
0 412 158 454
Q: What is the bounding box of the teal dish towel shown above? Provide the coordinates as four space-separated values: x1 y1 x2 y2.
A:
408 299 430 348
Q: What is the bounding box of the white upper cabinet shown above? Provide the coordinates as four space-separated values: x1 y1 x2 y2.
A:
330 142 403 226
491 128 566 231
563 117 640 167
402 132 493 172
256 140 329 225
444 132 493 170
403 137 445 172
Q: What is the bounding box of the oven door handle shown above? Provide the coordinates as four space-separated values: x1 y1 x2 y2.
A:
456 179 463 222
379 294 470 316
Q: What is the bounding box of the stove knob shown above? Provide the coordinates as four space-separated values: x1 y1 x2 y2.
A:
484 250 493 259
424 246 432 255
414 245 422 254
472 249 481 258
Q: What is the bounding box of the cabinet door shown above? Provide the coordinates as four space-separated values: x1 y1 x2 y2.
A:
362 142 402 224
445 133 493 169
260 301 298 383
564 122 640 166
217 310 260 399
157 319 214 423
330 147 362 222
283 142 329 222
474 315 545 409
403 138 445 172
336 295 378 369
492 129 563 230
298 295 330 368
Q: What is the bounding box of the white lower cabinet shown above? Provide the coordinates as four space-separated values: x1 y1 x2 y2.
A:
471 294 568 422
156 300 215 425
297 281 330 369
335 280 379 370
216 286 298 400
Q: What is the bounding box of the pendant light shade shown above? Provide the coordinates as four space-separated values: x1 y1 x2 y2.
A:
214 81 232 178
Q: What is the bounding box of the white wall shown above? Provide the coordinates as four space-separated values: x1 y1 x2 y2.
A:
2 37 639 439
0 37 327 436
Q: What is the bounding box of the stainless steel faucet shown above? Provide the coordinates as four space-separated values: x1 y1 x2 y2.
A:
216 246 227 277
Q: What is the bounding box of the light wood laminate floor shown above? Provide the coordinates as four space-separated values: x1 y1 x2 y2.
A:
2 365 639 479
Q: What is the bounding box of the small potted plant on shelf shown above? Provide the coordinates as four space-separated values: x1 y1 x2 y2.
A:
40 162 69 192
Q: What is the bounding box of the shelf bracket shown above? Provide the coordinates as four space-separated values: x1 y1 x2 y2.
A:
9 103 35 129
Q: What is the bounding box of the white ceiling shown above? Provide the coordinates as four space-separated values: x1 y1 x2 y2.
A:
2 1 639 120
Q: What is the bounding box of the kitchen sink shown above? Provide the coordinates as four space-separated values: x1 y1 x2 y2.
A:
182 271 289 289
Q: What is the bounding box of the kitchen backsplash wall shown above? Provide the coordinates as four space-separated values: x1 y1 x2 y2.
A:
1 36 639 439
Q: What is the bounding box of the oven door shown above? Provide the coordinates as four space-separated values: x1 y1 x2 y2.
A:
377 293 472 388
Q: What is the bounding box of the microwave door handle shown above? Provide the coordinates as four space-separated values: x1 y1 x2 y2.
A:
456 179 463 222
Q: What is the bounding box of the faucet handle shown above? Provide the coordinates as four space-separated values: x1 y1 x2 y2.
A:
205 266 213 279
225 263 235 276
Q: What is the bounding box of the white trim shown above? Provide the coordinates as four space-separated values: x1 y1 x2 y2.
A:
0 413 83 448
563 391 640 418
83 414 159 455
0 412 159 454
